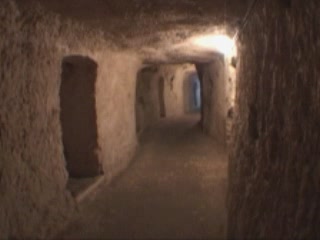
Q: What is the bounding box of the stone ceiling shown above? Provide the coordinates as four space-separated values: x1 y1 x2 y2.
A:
16 0 251 63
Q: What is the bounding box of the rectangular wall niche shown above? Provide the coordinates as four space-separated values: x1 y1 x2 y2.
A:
158 76 166 118
60 55 102 178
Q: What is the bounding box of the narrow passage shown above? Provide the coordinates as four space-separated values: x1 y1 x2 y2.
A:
60 114 228 239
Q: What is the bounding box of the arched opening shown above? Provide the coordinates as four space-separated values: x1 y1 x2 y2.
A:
183 72 202 114
60 55 102 178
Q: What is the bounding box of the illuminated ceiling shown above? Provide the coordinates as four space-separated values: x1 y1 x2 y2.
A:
15 0 250 63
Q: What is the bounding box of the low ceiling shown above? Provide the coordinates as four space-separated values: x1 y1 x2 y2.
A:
15 0 250 63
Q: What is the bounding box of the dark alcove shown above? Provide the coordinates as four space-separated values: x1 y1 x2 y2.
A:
60 55 102 178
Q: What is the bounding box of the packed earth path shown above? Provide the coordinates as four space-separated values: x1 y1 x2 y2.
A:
59 114 228 239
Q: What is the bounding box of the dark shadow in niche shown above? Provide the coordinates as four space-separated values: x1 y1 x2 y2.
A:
158 76 166 118
183 71 202 114
60 55 102 181
195 64 205 127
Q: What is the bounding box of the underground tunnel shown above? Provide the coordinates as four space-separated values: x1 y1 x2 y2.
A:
1 0 319 239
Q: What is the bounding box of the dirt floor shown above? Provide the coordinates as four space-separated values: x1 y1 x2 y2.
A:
59 114 228 239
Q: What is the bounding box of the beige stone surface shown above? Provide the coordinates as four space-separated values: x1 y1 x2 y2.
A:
0 1 140 238
135 67 161 135
1 0 319 239
197 58 229 145
162 65 190 118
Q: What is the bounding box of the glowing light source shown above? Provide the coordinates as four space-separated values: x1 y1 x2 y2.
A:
191 34 236 57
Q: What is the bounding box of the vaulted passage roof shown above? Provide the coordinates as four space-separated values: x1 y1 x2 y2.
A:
15 0 250 49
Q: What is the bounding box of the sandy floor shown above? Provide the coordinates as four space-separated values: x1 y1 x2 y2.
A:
59 114 228 239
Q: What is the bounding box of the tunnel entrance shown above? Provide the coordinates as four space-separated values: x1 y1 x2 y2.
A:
135 64 202 136
60 55 102 179
184 72 202 114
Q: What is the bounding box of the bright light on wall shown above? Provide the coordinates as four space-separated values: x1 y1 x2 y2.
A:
191 34 236 57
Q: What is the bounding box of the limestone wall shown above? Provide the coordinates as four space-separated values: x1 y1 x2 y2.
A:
0 0 140 238
162 65 186 117
197 58 228 145
135 67 161 135
95 53 140 180
228 0 320 238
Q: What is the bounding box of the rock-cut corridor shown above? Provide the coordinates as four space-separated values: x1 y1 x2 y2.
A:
59 114 228 239
2 0 319 239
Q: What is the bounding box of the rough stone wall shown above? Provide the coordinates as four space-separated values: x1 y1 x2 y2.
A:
161 65 186 117
226 59 236 110
228 0 320 239
95 52 140 180
225 58 237 146
0 0 140 238
135 67 161 135
198 58 228 144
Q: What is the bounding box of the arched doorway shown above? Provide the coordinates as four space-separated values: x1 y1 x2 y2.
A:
60 55 102 178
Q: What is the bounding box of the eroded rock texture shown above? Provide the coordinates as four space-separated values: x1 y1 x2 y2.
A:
197 58 230 145
135 67 161 135
228 0 320 238
14 0 250 51
2 0 319 238
0 0 140 238
162 65 193 118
